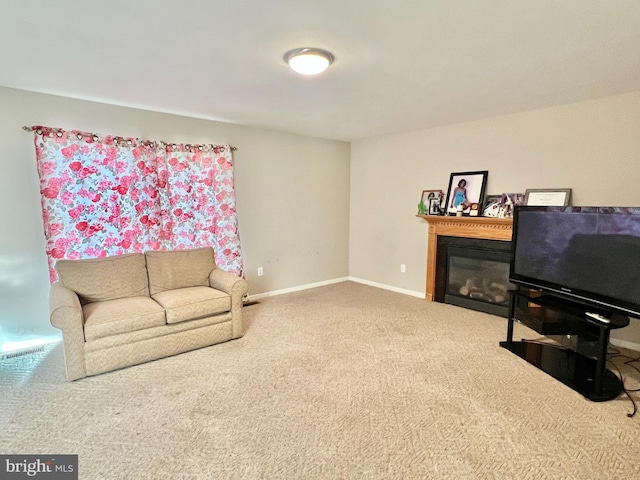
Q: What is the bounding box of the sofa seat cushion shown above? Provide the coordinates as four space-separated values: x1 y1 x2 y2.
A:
152 286 231 324
83 296 166 342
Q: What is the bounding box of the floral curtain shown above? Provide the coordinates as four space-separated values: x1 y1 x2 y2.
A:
158 143 243 275
32 126 243 282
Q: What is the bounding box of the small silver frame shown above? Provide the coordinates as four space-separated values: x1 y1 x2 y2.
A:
524 188 572 206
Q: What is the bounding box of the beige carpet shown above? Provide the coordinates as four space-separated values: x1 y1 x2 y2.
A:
1 281 639 479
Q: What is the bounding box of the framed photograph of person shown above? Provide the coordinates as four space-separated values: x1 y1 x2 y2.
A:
418 189 443 215
482 194 502 217
497 192 525 218
524 188 572 206
428 197 442 215
444 171 488 216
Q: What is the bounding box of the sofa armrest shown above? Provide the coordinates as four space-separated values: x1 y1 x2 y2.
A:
209 268 248 339
50 282 82 329
209 268 248 298
49 282 86 380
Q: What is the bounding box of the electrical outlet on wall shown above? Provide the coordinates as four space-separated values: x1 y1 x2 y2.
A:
400 264 406 273
257 267 264 277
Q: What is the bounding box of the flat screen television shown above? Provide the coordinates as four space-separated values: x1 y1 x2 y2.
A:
510 206 640 319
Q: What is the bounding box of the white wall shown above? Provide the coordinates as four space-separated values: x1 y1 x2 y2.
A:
0 86 350 343
350 91 640 346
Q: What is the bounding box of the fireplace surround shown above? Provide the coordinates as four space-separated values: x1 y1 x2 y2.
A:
436 236 513 316
418 215 513 315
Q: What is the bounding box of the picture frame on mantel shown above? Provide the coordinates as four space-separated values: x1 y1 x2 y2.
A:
419 189 443 215
524 188 572 206
428 197 442 215
444 170 488 216
482 194 502 217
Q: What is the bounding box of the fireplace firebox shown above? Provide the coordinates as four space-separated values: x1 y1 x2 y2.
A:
435 236 513 317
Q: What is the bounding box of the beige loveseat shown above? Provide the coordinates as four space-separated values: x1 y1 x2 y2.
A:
49 247 248 381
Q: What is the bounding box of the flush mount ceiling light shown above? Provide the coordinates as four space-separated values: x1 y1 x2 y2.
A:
284 48 334 75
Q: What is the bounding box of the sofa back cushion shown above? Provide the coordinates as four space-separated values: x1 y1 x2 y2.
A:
145 247 216 295
57 253 149 304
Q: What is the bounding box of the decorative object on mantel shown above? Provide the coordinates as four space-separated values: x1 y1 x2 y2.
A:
444 170 488 216
524 188 572 206
419 190 443 215
469 203 480 216
482 193 523 218
428 197 443 215
482 194 502 217
496 193 525 218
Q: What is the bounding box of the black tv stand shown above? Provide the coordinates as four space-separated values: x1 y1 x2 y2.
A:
500 289 630 402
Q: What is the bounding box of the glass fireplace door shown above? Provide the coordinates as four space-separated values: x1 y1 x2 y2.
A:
445 246 514 316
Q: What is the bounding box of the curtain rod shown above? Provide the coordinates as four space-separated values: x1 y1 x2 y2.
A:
21 125 237 151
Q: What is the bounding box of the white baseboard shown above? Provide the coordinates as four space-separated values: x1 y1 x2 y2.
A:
247 277 350 302
246 276 426 302
610 338 640 353
347 276 425 299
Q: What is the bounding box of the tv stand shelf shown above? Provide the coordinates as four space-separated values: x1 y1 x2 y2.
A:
500 289 630 402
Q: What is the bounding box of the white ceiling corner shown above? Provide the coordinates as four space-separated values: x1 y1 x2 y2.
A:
1 0 639 142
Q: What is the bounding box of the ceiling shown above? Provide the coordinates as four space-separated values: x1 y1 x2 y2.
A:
1 1 639 142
